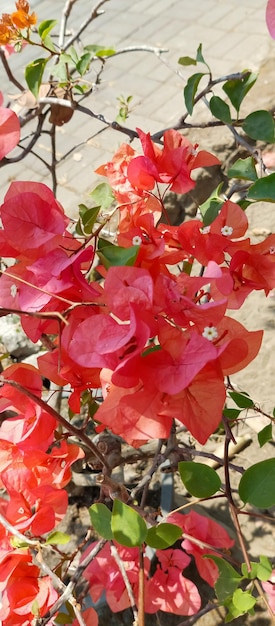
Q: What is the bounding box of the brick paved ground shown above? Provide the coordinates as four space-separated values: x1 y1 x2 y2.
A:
0 0 273 214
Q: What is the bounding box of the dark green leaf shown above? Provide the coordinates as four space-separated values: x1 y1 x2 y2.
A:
97 239 139 269
199 182 224 226
228 157 258 182
207 555 242 602
239 458 275 508
25 57 48 99
111 499 147 547
196 43 210 71
184 72 205 115
242 110 275 143
80 205 100 234
54 613 73 625
179 461 221 498
247 173 275 202
146 523 182 549
210 96 232 124
258 423 273 447
89 503 113 539
223 408 241 421
38 19 57 41
178 55 197 66
223 71 257 113
229 391 253 408
90 183 115 210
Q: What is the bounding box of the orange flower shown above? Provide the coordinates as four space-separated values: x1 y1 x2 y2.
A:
11 0 37 29
0 1 36 46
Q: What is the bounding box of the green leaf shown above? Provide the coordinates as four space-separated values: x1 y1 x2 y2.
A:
207 555 242 603
232 589 256 612
111 499 147 547
239 458 275 508
25 57 48 99
178 461 221 498
10 537 30 548
258 423 273 447
242 555 272 582
54 613 73 625
223 408 241 421
228 157 258 182
223 71 257 113
184 72 205 115
76 52 91 76
178 55 197 66
79 205 100 235
45 531 70 545
199 183 224 225
84 44 116 57
247 173 275 202
228 391 253 409
97 239 139 269
90 182 115 210
196 43 210 71
68 46 79 64
210 96 232 124
146 523 182 549
242 110 275 143
89 503 113 539
38 19 58 41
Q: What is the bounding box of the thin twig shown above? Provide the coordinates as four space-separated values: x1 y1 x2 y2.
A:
110 543 138 623
0 512 39 546
0 48 25 92
63 0 110 51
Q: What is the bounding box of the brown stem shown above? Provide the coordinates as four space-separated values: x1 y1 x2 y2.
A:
0 48 25 92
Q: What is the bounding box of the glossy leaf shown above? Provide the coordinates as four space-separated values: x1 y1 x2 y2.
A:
38 19 57 41
228 157 258 182
223 408 241 421
258 423 273 447
76 52 91 76
179 461 221 498
146 523 182 549
89 503 113 539
199 183 223 225
242 110 275 143
223 72 257 113
184 72 205 115
229 391 253 408
247 172 275 202
79 204 100 234
25 57 48 99
210 96 232 124
239 458 275 508
207 555 242 603
111 499 147 547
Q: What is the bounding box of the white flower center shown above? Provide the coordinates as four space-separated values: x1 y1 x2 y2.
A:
202 326 218 341
221 225 233 236
132 235 142 246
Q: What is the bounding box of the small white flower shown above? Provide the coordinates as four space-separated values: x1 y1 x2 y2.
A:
10 284 17 298
221 225 233 236
18 507 25 515
270 246 275 255
202 326 218 341
201 225 210 234
132 235 142 246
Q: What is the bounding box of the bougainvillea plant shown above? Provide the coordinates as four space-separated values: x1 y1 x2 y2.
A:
1 1 275 625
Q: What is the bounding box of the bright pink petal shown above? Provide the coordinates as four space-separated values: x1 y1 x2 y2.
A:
0 107 20 160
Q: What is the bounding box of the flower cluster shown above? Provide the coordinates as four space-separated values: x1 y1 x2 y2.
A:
83 510 233 616
0 0 36 46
